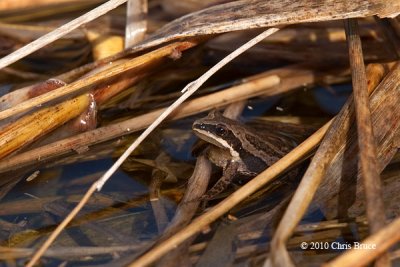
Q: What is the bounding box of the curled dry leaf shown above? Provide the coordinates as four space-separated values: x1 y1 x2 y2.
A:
128 0 400 53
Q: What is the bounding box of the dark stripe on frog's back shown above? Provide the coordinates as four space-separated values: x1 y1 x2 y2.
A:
243 132 285 159
235 125 298 171
224 123 292 173
251 131 297 155
240 130 292 162
225 129 271 174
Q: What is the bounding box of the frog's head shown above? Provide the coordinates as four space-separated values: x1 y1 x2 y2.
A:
192 111 242 159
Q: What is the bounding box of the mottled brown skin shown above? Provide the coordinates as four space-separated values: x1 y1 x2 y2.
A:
192 111 299 200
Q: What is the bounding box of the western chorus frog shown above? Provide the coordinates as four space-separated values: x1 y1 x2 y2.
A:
192 111 299 200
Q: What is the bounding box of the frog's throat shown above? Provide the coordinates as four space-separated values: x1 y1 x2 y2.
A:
193 129 240 159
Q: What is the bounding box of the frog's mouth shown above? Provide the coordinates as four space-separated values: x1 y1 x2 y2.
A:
193 128 240 159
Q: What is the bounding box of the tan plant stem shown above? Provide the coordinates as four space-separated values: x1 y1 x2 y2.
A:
158 155 212 267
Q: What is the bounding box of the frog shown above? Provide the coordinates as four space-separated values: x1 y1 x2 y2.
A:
192 110 300 200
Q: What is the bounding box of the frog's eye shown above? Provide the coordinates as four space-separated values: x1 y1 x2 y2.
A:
216 126 227 136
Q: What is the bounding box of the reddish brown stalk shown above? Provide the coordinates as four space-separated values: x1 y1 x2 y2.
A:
0 79 66 111
344 18 389 267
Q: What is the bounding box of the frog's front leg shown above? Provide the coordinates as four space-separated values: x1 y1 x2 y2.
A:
201 161 239 201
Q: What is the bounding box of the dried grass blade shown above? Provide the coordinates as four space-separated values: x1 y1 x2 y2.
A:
128 0 400 53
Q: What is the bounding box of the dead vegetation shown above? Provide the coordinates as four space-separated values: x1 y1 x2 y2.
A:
0 0 399 266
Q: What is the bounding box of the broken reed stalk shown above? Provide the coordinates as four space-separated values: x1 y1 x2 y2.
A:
324 216 400 267
163 155 212 237
125 0 147 47
0 188 168 216
25 28 280 267
0 65 313 172
0 0 128 70
0 94 91 159
149 168 169 233
159 155 212 267
266 63 393 267
0 41 197 122
344 18 389 267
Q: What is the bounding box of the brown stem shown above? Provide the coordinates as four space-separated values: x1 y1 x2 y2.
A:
344 18 389 267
